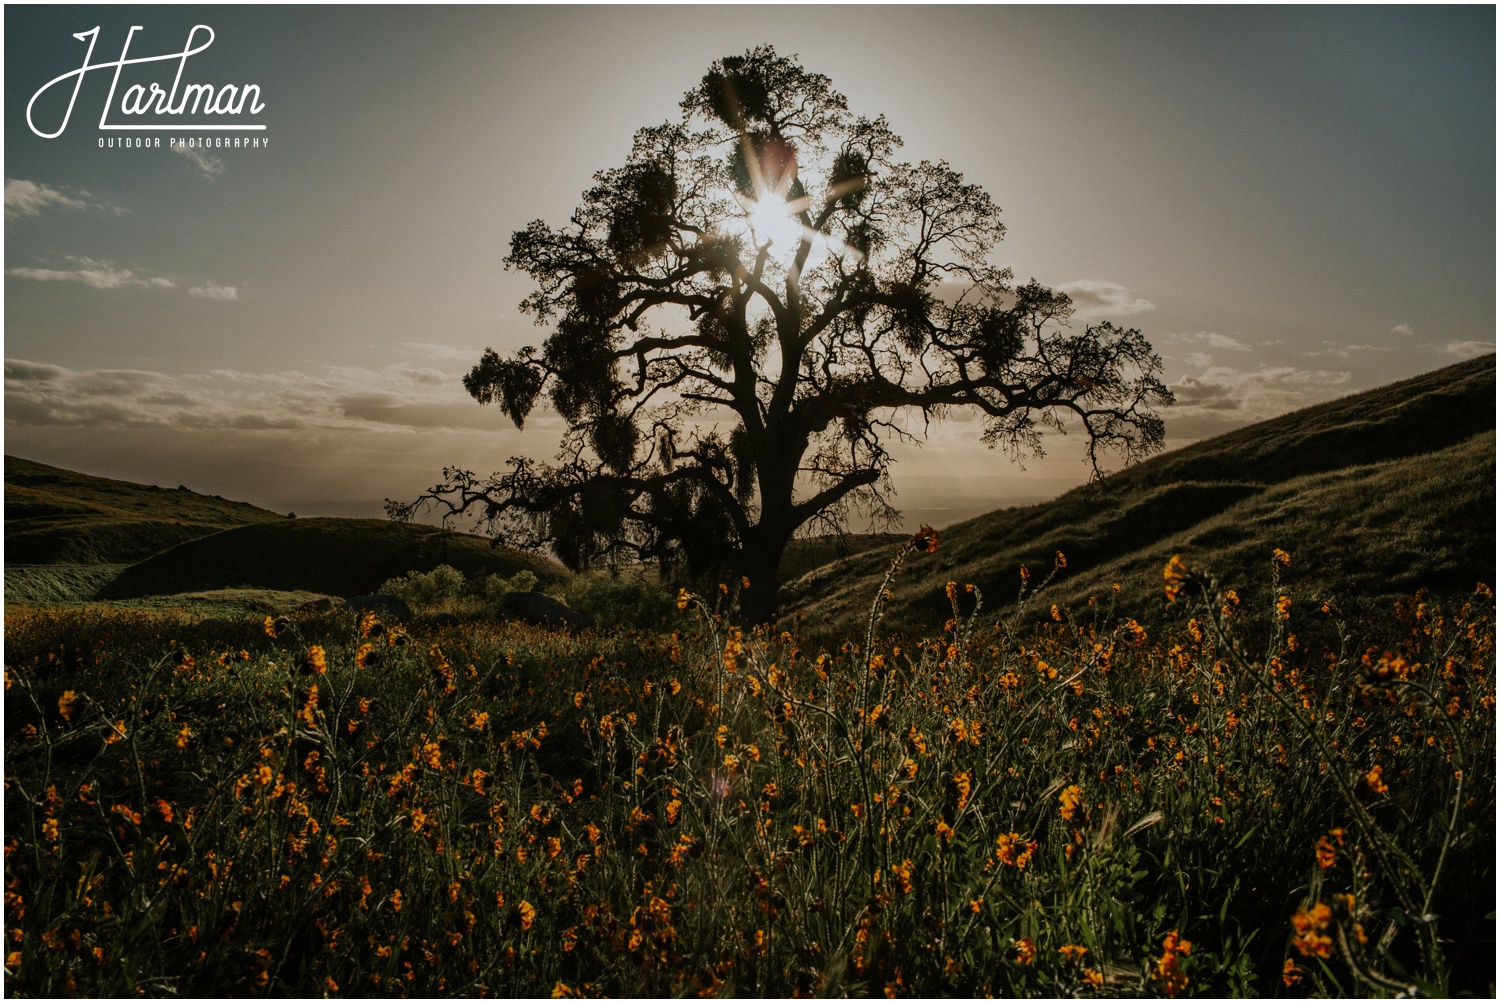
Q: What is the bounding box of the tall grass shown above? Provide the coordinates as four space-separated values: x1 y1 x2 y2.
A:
4 540 1493 996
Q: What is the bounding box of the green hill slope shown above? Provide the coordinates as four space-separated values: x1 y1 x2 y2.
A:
784 355 1496 633
98 517 569 600
5 455 284 564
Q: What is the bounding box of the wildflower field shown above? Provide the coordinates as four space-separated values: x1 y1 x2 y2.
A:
4 540 1494 997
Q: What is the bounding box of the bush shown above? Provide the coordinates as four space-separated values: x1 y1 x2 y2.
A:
483 569 539 603
563 571 677 628
377 564 466 608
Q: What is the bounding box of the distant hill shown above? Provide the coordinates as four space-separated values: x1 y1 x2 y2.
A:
783 355 1496 634
5 455 284 564
98 517 569 600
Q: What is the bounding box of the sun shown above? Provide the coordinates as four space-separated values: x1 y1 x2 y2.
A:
729 189 848 271
739 191 805 254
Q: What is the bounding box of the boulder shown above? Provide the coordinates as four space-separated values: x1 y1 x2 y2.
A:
432 612 461 629
499 590 594 629
343 594 414 622
297 598 334 613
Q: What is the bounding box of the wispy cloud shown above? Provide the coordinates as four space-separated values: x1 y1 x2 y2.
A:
1169 330 1252 352
400 342 487 363
1055 279 1155 316
1391 323 1415 336
188 282 239 301
1307 341 1392 360
5 178 125 219
1444 340 1495 359
1167 363 1352 437
8 256 246 299
3 358 542 435
171 144 226 178
6 256 176 291
5 178 86 220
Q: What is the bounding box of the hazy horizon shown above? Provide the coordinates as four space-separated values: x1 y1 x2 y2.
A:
5 7 1494 530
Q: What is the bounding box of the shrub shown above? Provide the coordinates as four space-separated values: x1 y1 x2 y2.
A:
563 571 677 628
483 569 539 603
377 563 466 608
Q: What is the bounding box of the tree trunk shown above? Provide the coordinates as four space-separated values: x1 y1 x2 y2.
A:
738 536 787 627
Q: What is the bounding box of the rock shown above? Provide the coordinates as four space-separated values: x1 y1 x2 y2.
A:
432 612 460 628
297 598 333 613
343 594 414 622
499 590 594 629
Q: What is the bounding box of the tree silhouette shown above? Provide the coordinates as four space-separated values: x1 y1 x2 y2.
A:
393 47 1173 625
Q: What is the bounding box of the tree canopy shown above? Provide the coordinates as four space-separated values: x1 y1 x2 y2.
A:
392 46 1174 624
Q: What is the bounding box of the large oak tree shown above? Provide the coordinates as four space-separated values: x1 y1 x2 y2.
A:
393 47 1173 624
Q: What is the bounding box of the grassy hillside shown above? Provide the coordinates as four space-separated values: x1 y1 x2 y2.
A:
3 565 128 605
780 532 907 580
98 517 569 600
785 355 1495 633
5 455 284 564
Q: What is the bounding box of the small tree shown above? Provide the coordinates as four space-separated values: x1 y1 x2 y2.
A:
393 47 1173 625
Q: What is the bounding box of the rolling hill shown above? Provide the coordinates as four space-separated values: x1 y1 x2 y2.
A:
5 455 284 565
782 354 1496 634
4 457 570 605
96 517 569 601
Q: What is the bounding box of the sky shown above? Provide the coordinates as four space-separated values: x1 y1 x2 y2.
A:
4 6 1494 529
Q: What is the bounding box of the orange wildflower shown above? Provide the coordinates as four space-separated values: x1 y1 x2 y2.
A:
994 832 1037 869
1290 902 1334 958
1163 555 1190 602
1153 930 1192 997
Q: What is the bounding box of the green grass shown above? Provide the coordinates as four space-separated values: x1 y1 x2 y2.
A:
4 554 1493 997
4 566 128 605
5 456 285 565
784 357 1495 635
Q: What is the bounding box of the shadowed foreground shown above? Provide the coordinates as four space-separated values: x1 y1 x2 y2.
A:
4 546 1493 996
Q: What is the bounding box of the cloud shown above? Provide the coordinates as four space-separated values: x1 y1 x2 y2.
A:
6 256 176 291
1171 330 1252 352
1055 279 1155 316
400 342 487 363
4 360 67 383
8 256 245 299
171 144 227 178
2 357 536 435
1391 323 1415 336
1306 342 1392 360
5 178 86 220
188 282 238 301
1444 340 1495 359
1166 363 1352 438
